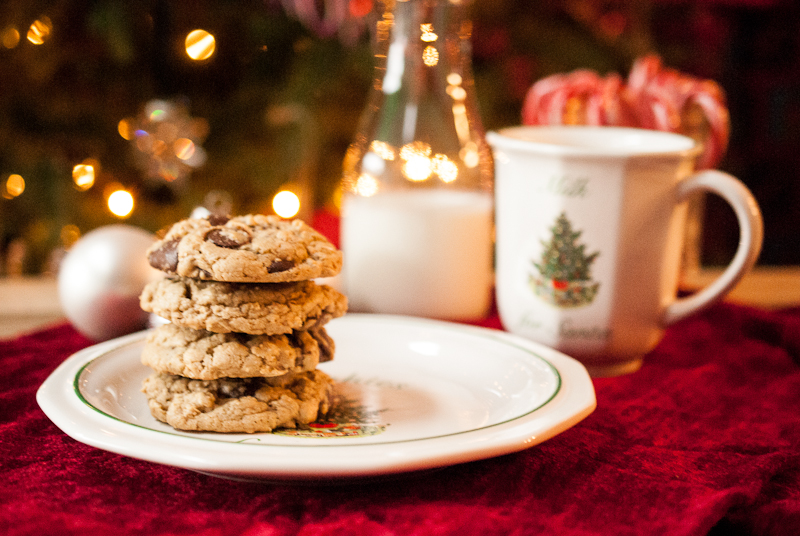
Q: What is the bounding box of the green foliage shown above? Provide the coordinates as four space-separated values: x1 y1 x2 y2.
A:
0 0 372 273
534 212 599 282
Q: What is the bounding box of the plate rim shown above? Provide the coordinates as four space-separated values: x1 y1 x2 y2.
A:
37 314 597 480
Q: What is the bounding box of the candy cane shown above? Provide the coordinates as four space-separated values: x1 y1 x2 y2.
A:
522 55 731 168
682 81 730 169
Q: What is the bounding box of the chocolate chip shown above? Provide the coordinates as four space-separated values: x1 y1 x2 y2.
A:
217 378 257 398
206 228 250 248
148 239 180 272
287 332 302 349
268 259 295 273
301 313 331 332
206 214 229 226
312 328 335 363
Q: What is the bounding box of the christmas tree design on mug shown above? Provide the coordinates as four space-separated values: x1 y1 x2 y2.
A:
530 211 600 308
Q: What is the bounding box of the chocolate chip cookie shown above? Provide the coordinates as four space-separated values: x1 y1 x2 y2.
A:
141 369 333 433
141 322 334 380
140 277 347 335
147 214 342 283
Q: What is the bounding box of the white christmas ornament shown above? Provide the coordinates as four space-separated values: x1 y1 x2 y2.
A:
58 224 161 341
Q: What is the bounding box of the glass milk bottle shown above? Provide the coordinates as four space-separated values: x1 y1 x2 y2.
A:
340 0 493 320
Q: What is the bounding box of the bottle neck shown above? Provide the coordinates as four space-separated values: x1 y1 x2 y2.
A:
342 0 492 195
374 0 472 93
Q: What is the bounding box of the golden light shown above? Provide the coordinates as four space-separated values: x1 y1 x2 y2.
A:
185 29 216 60
355 173 379 197
272 190 301 219
447 73 462 86
433 154 458 183
173 138 196 160
83 157 101 172
343 144 361 173
452 102 470 142
27 17 52 45
72 164 95 190
460 142 480 168
108 189 134 218
341 171 357 194
376 16 393 43
420 23 437 42
449 86 467 101
400 141 432 161
2 27 20 49
4 174 25 198
422 45 439 67
403 155 433 182
369 140 395 160
117 118 134 140
332 185 344 210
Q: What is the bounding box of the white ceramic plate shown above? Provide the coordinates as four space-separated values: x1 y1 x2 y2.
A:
37 314 596 481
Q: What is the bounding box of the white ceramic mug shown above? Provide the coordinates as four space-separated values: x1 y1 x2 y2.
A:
487 126 763 377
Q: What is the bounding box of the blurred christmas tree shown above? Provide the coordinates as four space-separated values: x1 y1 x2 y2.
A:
0 0 375 274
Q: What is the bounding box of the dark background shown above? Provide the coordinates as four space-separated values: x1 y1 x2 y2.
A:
1 0 798 273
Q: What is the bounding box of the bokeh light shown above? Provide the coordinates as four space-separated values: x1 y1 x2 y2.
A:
173 138 196 160
403 155 433 182
449 86 467 101
27 17 52 45
108 189 134 218
433 154 458 183
420 23 437 42
369 140 395 160
272 190 300 218
123 99 208 183
185 29 216 60
2 27 20 49
72 163 95 191
117 118 134 140
447 73 462 86
460 142 480 168
3 174 25 198
355 174 379 197
422 46 439 67
400 141 433 181
400 141 432 161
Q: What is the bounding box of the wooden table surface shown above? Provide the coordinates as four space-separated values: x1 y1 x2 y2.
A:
2 267 799 339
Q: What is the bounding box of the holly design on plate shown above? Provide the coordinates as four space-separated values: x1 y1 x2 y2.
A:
530 211 600 308
273 382 388 438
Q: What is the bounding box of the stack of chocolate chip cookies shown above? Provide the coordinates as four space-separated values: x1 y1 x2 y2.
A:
138 214 347 434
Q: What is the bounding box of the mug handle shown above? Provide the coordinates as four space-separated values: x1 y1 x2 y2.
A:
662 170 764 326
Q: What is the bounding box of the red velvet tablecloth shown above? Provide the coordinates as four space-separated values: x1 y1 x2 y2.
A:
2 301 800 536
